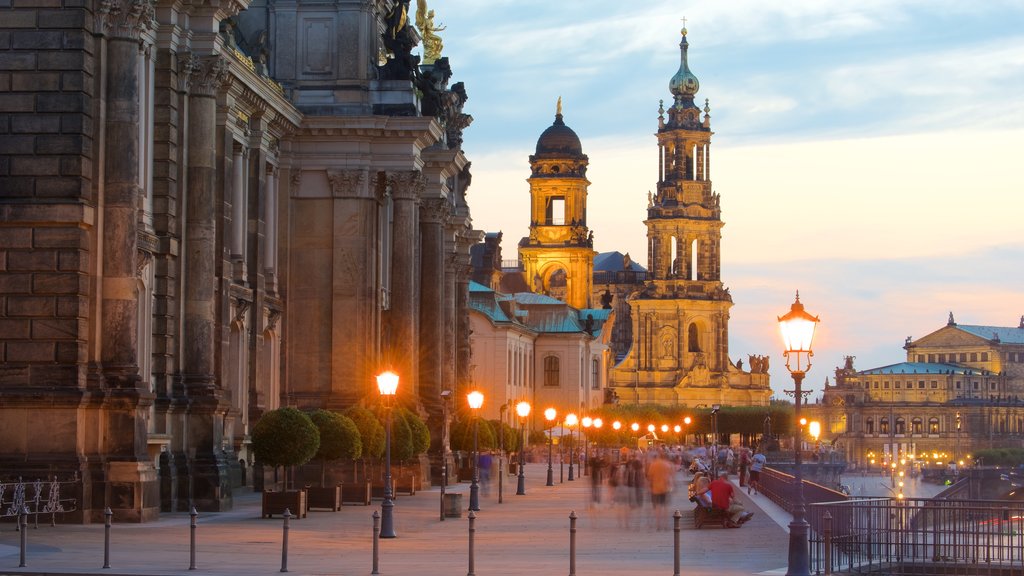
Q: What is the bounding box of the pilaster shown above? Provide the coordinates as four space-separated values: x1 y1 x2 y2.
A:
385 170 424 406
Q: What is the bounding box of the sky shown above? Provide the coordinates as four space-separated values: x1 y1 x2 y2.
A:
428 0 1024 398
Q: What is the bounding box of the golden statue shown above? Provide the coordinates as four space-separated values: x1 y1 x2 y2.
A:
416 0 446 64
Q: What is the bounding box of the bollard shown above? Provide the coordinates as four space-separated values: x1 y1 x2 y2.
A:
189 507 198 570
19 506 28 567
280 508 292 573
823 511 832 575
467 510 476 576
371 510 380 575
568 510 577 576
673 509 682 576
103 507 112 569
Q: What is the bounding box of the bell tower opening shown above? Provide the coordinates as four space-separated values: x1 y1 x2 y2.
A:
546 196 565 225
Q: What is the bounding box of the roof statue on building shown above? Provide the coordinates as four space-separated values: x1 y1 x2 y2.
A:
948 311 956 326
380 0 420 81
416 0 445 65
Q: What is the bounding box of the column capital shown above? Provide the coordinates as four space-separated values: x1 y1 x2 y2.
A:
388 170 426 201
420 197 450 224
182 54 231 97
96 0 156 41
327 169 369 199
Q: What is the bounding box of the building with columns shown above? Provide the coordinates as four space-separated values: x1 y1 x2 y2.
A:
811 315 1024 470
0 0 477 522
605 29 771 407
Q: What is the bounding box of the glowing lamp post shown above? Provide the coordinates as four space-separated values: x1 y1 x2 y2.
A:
581 417 593 476
565 413 578 481
515 401 531 495
467 390 484 512
778 291 820 576
376 371 399 538
545 408 557 486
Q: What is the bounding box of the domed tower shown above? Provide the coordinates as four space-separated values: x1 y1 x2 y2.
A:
608 28 771 407
518 99 596 310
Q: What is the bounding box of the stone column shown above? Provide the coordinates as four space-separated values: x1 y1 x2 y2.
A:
98 0 152 387
181 53 232 512
419 198 448 481
263 166 278 290
386 171 423 405
94 0 160 523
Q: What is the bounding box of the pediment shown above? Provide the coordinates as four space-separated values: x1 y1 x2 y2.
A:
913 325 991 348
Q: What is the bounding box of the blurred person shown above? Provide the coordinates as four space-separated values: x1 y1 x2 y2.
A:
647 451 675 530
749 448 766 495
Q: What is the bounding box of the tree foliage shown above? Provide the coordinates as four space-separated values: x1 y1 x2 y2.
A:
309 409 362 462
450 417 496 452
974 448 1024 467
400 408 431 455
344 405 385 459
251 407 320 469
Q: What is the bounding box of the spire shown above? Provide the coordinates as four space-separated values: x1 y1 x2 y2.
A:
669 25 699 108
556 96 562 117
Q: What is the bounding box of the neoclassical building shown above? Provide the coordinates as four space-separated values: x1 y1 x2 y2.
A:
812 315 1024 468
605 29 771 407
0 0 476 522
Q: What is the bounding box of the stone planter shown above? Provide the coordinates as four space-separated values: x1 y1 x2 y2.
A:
341 482 372 506
395 474 417 495
306 485 342 511
262 490 307 519
371 479 397 499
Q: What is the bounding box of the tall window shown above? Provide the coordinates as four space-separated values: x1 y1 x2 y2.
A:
895 417 906 435
928 417 939 434
591 358 600 390
544 355 560 387
880 418 889 435
866 417 874 435
688 323 700 353
546 197 565 225
911 417 922 434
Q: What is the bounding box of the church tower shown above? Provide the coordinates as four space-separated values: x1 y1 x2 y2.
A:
608 28 771 406
519 101 596 310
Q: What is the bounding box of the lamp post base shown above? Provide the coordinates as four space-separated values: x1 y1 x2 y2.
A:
380 496 396 538
469 480 480 512
546 465 553 486
516 471 526 495
786 517 811 576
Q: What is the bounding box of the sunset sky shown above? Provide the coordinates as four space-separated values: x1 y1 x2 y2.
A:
432 0 1024 397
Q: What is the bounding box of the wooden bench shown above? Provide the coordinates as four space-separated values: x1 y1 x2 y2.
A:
693 504 731 528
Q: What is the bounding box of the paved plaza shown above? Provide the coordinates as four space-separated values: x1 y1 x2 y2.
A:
0 463 797 576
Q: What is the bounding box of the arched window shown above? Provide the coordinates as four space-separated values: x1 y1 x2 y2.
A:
880 417 889 435
688 323 700 353
895 417 906 435
928 417 939 434
911 417 922 434
866 417 874 435
543 356 560 387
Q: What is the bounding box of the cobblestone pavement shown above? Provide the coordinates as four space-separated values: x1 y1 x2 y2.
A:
0 463 792 576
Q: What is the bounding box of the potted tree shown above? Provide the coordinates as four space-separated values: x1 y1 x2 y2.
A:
306 409 362 511
451 418 496 481
252 407 319 518
341 405 383 505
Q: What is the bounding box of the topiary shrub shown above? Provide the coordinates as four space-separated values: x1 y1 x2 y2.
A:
251 407 320 490
387 409 415 463
401 408 431 457
309 409 362 486
451 417 496 452
344 405 385 482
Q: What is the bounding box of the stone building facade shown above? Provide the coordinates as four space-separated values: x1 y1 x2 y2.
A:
0 0 476 522
605 29 771 407
811 315 1024 469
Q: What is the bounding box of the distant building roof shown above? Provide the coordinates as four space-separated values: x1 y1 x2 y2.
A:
594 251 646 272
858 362 983 376
957 325 1024 345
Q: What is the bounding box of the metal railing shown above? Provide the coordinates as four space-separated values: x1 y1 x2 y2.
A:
1 476 78 527
809 497 1024 575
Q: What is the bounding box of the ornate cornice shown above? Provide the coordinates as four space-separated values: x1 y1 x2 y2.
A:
326 169 369 199
96 0 156 41
388 171 426 201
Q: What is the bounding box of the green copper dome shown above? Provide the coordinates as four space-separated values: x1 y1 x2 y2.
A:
669 28 699 105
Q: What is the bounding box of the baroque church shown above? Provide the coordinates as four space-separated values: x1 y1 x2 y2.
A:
0 0 476 522
473 28 772 410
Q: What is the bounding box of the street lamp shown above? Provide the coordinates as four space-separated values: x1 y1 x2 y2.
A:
545 408 557 486
710 405 720 477
516 401 531 495
778 291 820 576
582 417 593 477
467 390 484 512
376 371 399 538
565 413 578 481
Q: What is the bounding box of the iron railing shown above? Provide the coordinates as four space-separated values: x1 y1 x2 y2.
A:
1 475 78 526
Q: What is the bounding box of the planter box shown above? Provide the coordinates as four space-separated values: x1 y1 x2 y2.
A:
341 482 372 506
306 485 342 511
443 492 462 518
262 490 307 519
457 466 474 482
396 474 417 496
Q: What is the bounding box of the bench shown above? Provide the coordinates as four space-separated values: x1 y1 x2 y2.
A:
693 504 732 528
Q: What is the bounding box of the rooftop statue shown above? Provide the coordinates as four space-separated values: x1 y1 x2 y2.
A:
416 0 445 65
